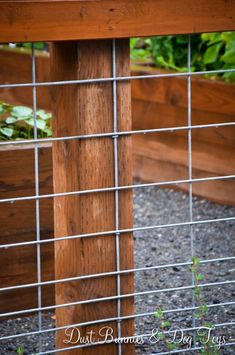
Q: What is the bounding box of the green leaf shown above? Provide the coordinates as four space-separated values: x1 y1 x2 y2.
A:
0 127 13 137
194 312 200 319
157 331 165 339
36 110 52 120
130 38 140 50
201 32 221 45
17 346 24 355
11 106 33 118
202 321 214 329
199 305 208 313
167 342 178 350
162 320 171 328
26 118 46 131
196 273 204 282
194 286 201 296
154 308 163 319
192 256 200 266
1 102 12 112
203 42 223 64
221 31 235 44
43 128 52 136
223 70 235 83
5 116 17 124
34 42 45 50
221 48 235 64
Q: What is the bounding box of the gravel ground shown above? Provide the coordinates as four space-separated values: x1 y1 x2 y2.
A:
134 186 235 354
0 186 234 354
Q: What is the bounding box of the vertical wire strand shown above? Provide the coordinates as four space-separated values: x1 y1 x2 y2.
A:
112 39 122 355
32 43 43 352
187 35 196 342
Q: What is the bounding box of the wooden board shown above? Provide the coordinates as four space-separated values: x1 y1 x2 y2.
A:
131 65 235 206
131 65 235 117
0 48 51 109
50 39 134 354
0 144 54 317
132 134 235 206
0 0 235 43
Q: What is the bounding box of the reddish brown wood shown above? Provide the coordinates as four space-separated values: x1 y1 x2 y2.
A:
50 40 134 354
131 65 235 205
0 144 54 317
0 47 50 109
131 65 235 117
0 0 235 43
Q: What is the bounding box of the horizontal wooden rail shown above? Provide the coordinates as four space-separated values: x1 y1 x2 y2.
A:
0 0 235 43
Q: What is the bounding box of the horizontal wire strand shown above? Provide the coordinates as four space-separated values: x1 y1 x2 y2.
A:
0 301 234 342
0 255 234 293
1 279 234 319
0 67 234 90
0 121 235 147
0 173 235 204
32 322 235 354
0 216 235 250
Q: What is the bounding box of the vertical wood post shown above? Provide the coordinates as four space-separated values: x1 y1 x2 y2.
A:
50 40 134 354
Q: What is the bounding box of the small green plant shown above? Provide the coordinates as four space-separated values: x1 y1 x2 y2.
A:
0 101 52 141
154 257 221 354
16 346 24 355
191 256 219 355
154 307 178 352
130 31 235 82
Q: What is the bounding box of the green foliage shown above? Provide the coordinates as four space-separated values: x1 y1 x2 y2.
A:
154 307 163 319
13 42 47 51
130 32 235 82
154 257 220 354
16 346 24 355
130 38 152 62
191 257 219 355
0 101 52 141
154 308 178 352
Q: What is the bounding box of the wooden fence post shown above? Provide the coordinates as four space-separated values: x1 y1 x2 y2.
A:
50 40 134 354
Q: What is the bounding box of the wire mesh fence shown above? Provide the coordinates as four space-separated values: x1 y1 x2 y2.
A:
0 33 234 354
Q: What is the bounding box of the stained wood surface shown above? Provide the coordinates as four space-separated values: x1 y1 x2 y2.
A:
131 65 235 117
132 135 235 206
0 144 54 317
0 0 235 42
131 66 235 205
0 48 50 110
50 40 134 354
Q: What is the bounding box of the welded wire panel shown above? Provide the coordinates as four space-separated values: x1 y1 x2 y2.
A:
0 33 234 355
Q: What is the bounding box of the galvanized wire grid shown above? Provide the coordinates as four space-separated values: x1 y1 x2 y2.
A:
0 36 234 354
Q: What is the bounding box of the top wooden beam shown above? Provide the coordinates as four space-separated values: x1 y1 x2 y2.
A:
0 0 234 43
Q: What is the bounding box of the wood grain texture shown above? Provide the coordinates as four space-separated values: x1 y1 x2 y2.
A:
132 65 235 116
133 135 235 206
0 48 51 110
0 144 54 317
0 0 235 42
50 40 134 354
131 65 235 206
